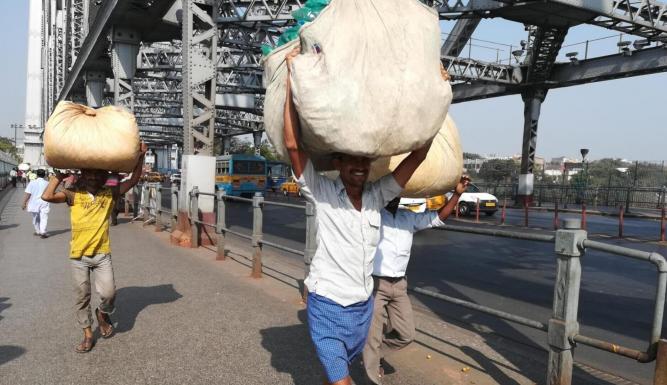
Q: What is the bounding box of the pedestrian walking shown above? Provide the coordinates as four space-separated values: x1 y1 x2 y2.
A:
21 169 51 238
41 143 147 353
10 168 17 188
283 47 431 385
362 176 469 384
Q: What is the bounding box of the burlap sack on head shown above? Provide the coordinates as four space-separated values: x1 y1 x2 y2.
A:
368 114 463 198
262 0 451 163
44 101 141 172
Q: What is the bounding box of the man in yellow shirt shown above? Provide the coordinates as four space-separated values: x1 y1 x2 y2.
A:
42 144 147 353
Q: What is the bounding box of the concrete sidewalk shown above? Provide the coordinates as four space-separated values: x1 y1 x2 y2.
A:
0 188 624 385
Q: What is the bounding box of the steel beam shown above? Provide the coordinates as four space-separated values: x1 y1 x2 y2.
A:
441 18 482 57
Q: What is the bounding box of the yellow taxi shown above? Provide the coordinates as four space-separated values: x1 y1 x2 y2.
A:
280 178 301 197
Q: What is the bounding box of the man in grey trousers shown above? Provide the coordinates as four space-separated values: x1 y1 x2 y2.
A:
363 176 469 384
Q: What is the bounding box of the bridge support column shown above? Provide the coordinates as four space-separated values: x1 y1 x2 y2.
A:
518 89 547 205
174 0 219 247
84 71 106 108
111 27 140 112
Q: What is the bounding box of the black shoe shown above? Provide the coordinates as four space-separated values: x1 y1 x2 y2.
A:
40 234 49 239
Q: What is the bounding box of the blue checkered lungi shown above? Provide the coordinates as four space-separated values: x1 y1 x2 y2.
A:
307 293 374 383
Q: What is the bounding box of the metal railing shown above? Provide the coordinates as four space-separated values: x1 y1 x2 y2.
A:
475 182 667 211
135 184 666 385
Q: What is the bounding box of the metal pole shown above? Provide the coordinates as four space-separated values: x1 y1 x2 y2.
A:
501 200 506 225
475 198 480 223
554 200 559 230
524 199 529 227
171 185 178 231
304 202 317 301
142 184 149 224
124 191 130 217
155 183 162 232
661 208 666 243
215 190 226 261
655 339 667 385
547 219 585 385
581 203 587 231
251 192 264 278
132 185 139 218
190 186 200 248
619 205 624 238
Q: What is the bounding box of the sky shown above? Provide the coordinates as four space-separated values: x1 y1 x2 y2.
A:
0 2 664 162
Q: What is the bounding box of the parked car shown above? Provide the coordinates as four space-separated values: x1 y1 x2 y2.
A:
446 183 499 216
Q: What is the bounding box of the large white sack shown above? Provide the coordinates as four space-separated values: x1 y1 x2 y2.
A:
263 0 452 160
368 114 463 198
45 101 141 172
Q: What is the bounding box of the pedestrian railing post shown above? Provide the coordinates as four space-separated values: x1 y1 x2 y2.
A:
132 185 140 218
554 200 560 230
547 218 586 385
190 186 200 249
501 199 506 225
304 202 317 300
655 339 667 385
619 205 624 238
155 183 162 232
475 198 480 223
581 203 587 230
124 191 130 217
142 184 149 223
215 190 226 261
251 192 264 278
661 208 666 243
171 185 178 231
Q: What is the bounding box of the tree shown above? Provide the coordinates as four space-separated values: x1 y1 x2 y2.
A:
478 159 519 184
0 137 21 162
463 152 482 160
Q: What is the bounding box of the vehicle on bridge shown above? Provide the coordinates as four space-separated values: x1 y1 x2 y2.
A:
267 161 290 192
215 154 267 197
279 177 301 197
447 183 498 216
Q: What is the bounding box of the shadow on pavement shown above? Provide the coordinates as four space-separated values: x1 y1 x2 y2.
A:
0 297 10 321
45 228 71 237
0 345 26 366
0 224 18 231
260 310 323 385
113 284 182 333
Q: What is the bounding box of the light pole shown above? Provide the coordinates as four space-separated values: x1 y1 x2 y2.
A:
580 148 589 204
9 123 23 146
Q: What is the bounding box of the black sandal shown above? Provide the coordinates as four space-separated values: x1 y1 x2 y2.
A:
95 308 114 338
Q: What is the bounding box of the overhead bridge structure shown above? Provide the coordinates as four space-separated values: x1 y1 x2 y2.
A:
37 0 667 196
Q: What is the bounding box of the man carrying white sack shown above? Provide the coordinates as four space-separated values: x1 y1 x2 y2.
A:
363 176 470 384
283 47 432 385
41 144 147 353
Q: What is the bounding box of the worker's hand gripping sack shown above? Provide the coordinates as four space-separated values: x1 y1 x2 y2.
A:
263 0 452 162
44 102 141 172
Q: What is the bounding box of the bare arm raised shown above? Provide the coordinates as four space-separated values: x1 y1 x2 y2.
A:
283 47 309 178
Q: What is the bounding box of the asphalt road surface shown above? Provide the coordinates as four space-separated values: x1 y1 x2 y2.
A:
158 190 666 384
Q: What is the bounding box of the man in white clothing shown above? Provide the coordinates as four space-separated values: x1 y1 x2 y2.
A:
362 176 469 384
22 169 51 238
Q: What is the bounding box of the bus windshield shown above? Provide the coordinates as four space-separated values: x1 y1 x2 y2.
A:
233 160 266 175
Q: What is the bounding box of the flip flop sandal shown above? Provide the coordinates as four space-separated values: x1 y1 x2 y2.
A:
75 337 94 353
95 308 114 338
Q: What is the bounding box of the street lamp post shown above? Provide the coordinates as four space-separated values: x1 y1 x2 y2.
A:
580 148 589 204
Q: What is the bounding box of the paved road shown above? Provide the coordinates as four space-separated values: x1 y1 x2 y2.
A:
176 192 666 385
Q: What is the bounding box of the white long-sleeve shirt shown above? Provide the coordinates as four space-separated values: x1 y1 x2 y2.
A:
373 208 444 278
297 161 403 306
